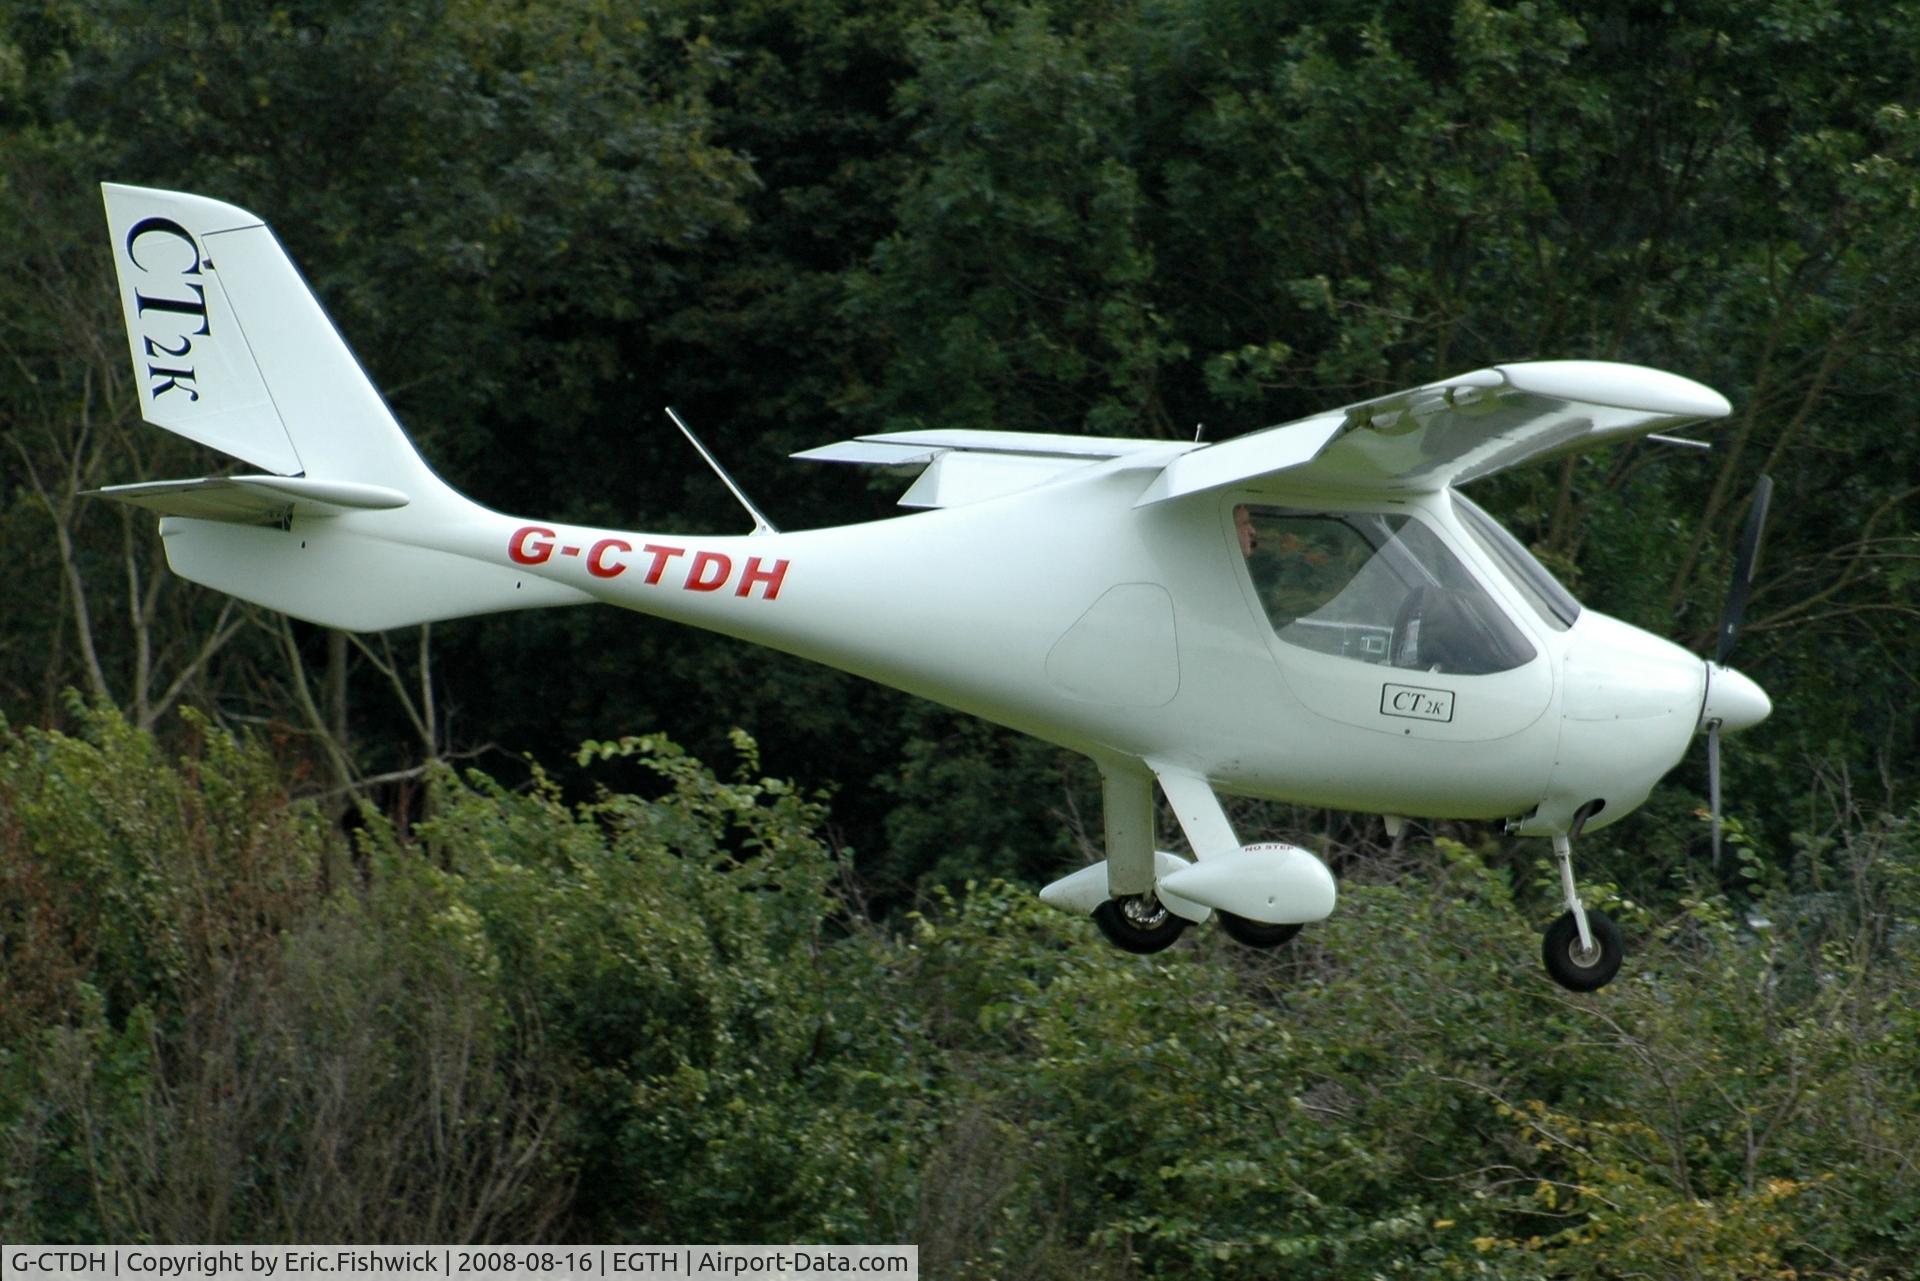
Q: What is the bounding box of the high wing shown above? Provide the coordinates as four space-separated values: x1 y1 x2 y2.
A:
792 430 1184 509
1185 360 1732 502
797 361 1730 507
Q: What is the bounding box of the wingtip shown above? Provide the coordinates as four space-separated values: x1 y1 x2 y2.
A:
1496 360 1732 420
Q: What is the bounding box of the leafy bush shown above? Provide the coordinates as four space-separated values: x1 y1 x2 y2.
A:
5 712 1919 1276
0 714 922 1242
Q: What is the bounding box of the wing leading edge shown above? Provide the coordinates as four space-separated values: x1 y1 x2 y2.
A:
798 361 1730 509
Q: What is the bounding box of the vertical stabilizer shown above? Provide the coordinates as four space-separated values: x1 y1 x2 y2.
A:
95 185 540 632
101 184 442 496
103 185 297 472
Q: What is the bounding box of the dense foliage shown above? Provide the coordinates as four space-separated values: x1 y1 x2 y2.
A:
4 0 1920 1266
4 713 1919 1275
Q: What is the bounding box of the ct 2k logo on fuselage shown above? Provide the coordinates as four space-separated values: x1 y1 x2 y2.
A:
1381 683 1455 723
123 218 212 403
508 525 790 600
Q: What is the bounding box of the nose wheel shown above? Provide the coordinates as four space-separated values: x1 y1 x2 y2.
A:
1541 830 1623 991
1542 908 1622 990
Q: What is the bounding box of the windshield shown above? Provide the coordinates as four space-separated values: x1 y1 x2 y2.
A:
1235 504 1537 676
1451 492 1582 630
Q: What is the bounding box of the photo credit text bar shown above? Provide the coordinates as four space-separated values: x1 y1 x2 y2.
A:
2 1247 916 1281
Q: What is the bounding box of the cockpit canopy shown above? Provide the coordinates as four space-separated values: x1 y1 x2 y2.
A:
1235 503 1552 676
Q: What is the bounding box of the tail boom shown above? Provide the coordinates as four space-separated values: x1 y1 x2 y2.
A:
158 514 592 632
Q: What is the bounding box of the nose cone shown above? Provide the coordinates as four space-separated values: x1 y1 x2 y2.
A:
1701 664 1771 734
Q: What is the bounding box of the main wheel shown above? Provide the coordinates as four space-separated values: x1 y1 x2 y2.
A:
1093 895 1189 954
1218 912 1303 949
1542 909 1623 992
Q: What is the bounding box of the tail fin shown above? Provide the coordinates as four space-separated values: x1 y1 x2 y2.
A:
93 185 588 631
102 183 442 492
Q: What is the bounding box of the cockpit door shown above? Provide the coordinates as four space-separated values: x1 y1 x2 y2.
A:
1230 498 1556 743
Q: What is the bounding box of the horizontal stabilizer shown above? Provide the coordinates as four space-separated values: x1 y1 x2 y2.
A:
88 476 410 524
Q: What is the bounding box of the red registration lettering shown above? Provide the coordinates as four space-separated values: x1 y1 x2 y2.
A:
640 544 686 584
686 551 732 592
512 530 789 602
587 538 631 578
735 556 789 601
509 525 556 565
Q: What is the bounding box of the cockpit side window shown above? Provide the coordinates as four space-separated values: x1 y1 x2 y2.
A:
1234 504 1537 675
1451 492 1582 631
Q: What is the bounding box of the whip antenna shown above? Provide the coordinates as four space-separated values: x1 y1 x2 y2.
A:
665 406 779 536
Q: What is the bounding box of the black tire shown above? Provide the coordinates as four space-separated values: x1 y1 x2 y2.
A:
1093 896 1189 954
1542 909 1624 992
1218 912 1303 949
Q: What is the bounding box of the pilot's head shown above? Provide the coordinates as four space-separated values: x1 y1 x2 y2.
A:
1234 505 1256 557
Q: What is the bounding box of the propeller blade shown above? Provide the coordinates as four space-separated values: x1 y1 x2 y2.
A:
1707 722 1723 870
1715 474 1774 664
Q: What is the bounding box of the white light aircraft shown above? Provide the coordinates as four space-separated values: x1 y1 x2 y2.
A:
92 184 1773 991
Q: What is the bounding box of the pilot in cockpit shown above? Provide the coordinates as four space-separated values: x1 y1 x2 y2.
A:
1234 503 1535 676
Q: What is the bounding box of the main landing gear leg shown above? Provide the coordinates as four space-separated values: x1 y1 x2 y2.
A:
1541 831 1623 992
1093 765 1187 954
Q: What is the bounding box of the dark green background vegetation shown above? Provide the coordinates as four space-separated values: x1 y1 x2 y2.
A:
3 0 1918 1271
